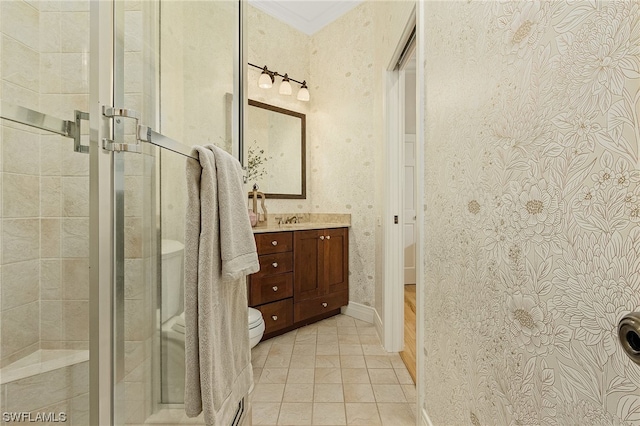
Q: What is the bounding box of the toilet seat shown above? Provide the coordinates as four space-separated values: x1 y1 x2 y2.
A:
249 307 263 329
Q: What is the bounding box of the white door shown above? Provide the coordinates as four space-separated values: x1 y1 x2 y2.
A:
404 134 416 284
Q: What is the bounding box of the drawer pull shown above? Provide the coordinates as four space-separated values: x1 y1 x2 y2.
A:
272 286 278 292
322 302 328 308
319 236 325 240
271 315 278 321
326 235 331 240
271 241 278 246
272 262 278 268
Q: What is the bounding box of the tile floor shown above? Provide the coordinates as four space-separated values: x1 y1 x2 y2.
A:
141 314 416 425
250 314 416 426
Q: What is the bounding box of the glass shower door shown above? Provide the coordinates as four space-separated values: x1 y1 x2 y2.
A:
114 0 244 424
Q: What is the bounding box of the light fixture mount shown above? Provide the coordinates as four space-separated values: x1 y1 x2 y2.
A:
249 63 310 101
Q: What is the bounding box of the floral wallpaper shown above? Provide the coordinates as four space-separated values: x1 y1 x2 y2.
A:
423 1 640 424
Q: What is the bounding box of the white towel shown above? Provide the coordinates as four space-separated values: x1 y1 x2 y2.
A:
184 144 259 425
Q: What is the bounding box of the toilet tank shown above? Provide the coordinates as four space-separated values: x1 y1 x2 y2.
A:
161 239 185 323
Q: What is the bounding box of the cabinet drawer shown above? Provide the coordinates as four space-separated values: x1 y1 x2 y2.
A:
294 290 348 323
257 298 293 335
250 273 293 305
255 232 293 255
254 252 293 279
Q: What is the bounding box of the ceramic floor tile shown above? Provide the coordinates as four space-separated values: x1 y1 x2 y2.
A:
372 385 407 403
315 368 342 384
283 383 314 402
358 334 381 345
395 368 414 385
361 344 386 356
260 368 289 383
252 402 281 425
402 384 417 402
269 344 294 356
292 344 317 356
289 354 316 369
337 326 358 335
368 369 399 384
264 353 292 369
295 333 317 344
314 383 344 402
336 316 356 327
339 344 363 355
312 402 346 425
345 403 382 425
364 355 393 369
315 355 341 368
317 326 338 335
252 383 285 402
338 334 360 344
377 403 415 426
341 368 370 384
277 402 312 425
316 343 340 355
286 368 315 384
343 383 376 403
340 355 366 368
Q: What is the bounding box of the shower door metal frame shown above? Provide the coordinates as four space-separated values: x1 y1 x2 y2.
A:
89 1 117 425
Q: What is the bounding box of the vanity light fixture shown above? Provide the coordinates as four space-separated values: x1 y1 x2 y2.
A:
279 74 292 96
249 63 310 102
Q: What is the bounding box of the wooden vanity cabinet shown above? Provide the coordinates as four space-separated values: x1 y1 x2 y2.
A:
248 227 349 340
293 228 348 322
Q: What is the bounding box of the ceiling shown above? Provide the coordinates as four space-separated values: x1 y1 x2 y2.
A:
248 0 364 35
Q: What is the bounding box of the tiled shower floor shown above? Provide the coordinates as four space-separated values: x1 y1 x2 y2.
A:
143 314 416 425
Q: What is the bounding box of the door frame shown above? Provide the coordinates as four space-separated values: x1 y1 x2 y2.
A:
382 9 415 354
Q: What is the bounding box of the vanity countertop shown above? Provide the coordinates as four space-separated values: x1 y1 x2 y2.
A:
251 213 351 234
252 222 350 234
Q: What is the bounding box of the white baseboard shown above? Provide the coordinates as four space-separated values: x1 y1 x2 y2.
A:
340 302 375 323
422 407 433 426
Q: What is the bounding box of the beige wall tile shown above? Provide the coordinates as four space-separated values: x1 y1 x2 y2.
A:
62 258 88 300
60 53 89 94
62 176 88 217
60 12 89 53
61 218 88 258
40 176 61 217
1 301 39 362
3 174 39 218
1 259 39 310
1 1 39 50
62 300 88 341
2 81 38 110
40 53 61 93
41 219 61 258
40 135 62 176
3 219 39 264
41 300 63 341
40 259 61 299
3 126 39 175
39 12 61 53
2 36 39 91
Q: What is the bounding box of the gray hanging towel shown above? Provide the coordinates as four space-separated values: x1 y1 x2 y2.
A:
184 144 259 425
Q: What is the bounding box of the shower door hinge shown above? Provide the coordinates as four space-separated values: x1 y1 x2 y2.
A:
102 106 142 154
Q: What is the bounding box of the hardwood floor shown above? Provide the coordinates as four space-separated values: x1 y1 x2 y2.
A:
399 284 416 383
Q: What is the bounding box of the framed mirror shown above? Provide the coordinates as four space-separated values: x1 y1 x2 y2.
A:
245 100 306 199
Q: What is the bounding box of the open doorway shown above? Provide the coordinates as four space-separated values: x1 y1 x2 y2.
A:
399 48 417 384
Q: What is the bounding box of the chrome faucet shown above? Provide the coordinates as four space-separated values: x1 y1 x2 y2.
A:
284 215 299 224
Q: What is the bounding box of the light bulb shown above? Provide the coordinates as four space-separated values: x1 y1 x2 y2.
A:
258 67 273 89
279 74 292 95
297 81 310 101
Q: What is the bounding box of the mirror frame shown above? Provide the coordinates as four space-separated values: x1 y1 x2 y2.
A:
247 99 306 199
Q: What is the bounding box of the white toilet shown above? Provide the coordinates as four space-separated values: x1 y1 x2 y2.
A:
248 307 265 348
160 239 266 402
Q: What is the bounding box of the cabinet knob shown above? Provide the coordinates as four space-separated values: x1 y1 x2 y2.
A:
322 302 328 308
326 235 331 240
319 236 325 240
272 286 278 292
271 241 278 246
272 262 278 268
272 315 278 321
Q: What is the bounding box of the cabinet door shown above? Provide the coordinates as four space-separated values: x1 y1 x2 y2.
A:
324 228 349 294
294 230 323 301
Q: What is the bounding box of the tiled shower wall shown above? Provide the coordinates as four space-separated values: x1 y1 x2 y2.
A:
1 0 91 368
